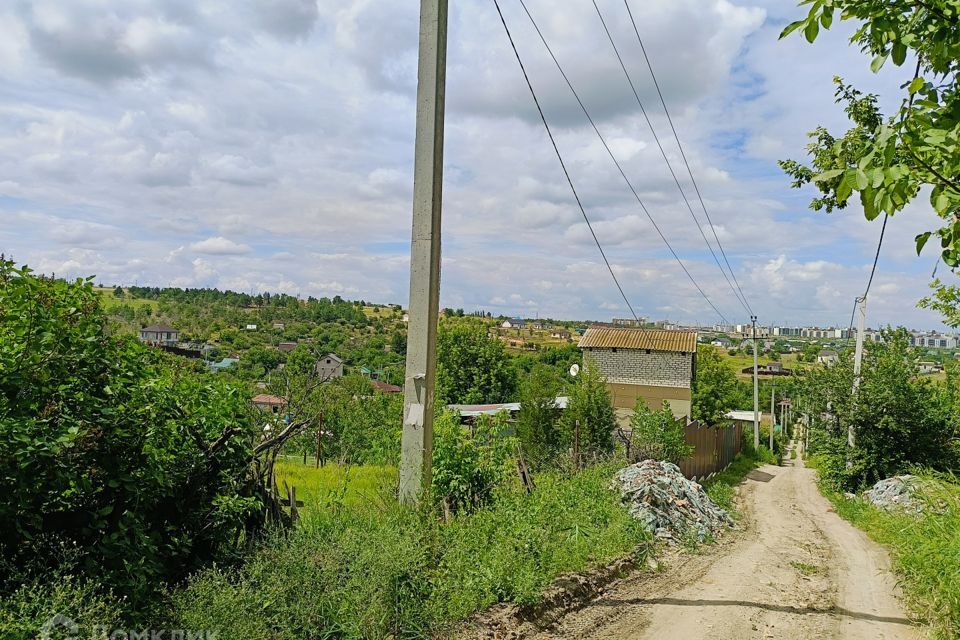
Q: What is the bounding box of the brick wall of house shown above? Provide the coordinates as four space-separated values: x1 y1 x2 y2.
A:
583 347 692 388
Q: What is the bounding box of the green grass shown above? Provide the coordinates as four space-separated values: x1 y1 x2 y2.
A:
817 467 960 639
170 463 652 639
273 459 397 509
95 287 160 311
790 560 822 576
702 445 778 513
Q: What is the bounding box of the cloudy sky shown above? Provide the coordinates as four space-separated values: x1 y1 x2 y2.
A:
0 0 951 329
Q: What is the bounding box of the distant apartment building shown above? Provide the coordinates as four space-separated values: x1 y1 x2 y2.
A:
771 326 802 337
612 317 648 327
579 326 696 422
800 327 851 339
910 332 959 348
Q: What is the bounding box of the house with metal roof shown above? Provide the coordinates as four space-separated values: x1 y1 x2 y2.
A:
578 326 698 422
139 324 179 346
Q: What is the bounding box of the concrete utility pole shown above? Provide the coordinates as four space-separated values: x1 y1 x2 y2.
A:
769 383 775 452
752 315 760 450
399 0 448 505
849 296 867 449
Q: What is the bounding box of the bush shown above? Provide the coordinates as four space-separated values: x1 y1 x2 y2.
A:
170 464 651 639
0 576 123 640
629 400 693 464
0 260 259 608
431 411 515 513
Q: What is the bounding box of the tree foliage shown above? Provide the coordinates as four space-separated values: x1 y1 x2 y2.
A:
779 0 960 302
515 365 563 467
0 260 260 604
800 328 959 489
436 323 517 405
692 345 745 424
560 363 615 458
629 400 693 465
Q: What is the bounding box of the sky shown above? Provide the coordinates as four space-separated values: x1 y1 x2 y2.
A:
0 0 952 330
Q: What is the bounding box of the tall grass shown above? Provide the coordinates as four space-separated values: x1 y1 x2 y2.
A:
170 463 651 639
274 459 397 508
818 467 960 639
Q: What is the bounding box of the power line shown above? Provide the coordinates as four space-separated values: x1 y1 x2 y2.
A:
846 213 889 345
622 0 755 316
591 0 751 317
508 0 732 325
491 0 640 323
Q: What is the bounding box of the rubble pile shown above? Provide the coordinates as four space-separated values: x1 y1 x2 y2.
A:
862 475 922 512
612 460 733 542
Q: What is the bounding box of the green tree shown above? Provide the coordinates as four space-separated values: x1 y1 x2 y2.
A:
515 365 562 466
113 285 124 298
0 260 259 606
800 329 958 489
692 345 745 424
560 364 615 458
436 323 517 404
779 1 960 304
630 400 693 465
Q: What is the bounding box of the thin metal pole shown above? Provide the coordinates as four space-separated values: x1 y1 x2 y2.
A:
399 0 448 505
752 315 759 450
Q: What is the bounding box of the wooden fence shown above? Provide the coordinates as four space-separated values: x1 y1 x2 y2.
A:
677 420 743 480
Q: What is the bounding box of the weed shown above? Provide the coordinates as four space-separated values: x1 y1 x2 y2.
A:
790 561 821 576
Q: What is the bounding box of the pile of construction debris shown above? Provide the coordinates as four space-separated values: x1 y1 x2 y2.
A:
612 460 733 543
862 475 923 513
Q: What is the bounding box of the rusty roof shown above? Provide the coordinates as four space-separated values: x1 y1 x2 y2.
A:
252 393 286 405
578 326 697 353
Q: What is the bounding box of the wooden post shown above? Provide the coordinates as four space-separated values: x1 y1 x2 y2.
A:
315 411 324 469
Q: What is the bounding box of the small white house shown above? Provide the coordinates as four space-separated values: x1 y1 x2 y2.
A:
501 317 525 329
246 324 258 331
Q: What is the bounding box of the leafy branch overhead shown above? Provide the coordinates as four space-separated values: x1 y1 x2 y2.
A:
779 0 960 265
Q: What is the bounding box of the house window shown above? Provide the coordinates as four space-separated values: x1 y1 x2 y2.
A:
611 348 617 353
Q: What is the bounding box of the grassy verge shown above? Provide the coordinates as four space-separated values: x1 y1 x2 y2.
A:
811 461 960 639
702 445 778 513
170 463 652 639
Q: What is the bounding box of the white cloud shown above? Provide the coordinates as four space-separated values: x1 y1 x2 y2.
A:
189 236 252 255
0 0 952 330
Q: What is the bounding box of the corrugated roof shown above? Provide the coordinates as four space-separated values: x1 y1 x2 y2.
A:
578 326 697 353
252 393 286 405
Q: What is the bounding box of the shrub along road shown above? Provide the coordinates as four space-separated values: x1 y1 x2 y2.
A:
525 450 920 639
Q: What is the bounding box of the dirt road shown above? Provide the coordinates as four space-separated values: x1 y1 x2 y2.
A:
526 451 920 639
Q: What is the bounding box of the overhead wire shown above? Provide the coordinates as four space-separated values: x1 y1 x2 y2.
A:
622 0 755 316
505 0 732 324
490 0 641 323
591 0 752 317
846 213 889 346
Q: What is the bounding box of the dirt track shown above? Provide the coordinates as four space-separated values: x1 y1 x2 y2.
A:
525 449 921 640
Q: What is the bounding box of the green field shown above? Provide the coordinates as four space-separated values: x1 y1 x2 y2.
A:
274 459 398 509
94 287 160 311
